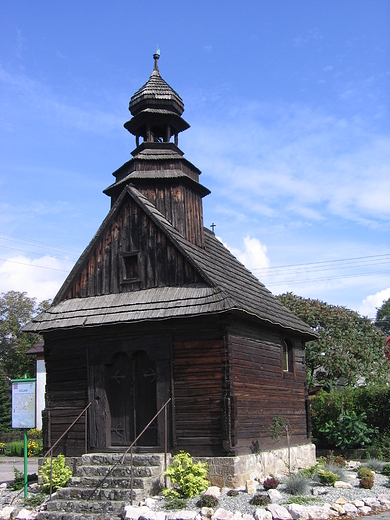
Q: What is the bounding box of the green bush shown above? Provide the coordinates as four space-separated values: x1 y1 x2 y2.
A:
197 495 219 508
360 477 374 489
163 497 188 510
39 454 72 492
163 451 209 499
317 411 376 450
317 470 339 486
10 440 24 457
381 465 390 476
357 467 374 479
250 494 271 506
311 385 390 451
283 473 309 495
11 468 24 490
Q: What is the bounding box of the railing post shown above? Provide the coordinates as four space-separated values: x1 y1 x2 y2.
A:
164 404 168 488
50 452 53 500
85 407 88 454
130 446 133 506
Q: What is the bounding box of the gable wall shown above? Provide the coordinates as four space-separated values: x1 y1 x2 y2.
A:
227 320 309 455
65 198 203 299
136 183 204 247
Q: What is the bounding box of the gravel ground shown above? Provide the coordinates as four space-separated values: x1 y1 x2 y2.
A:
151 469 390 515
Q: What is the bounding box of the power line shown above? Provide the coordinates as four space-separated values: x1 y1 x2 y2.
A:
0 244 76 263
251 253 390 271
0 257 69 273
0 232 80 255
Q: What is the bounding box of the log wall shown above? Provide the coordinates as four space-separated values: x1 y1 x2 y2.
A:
227 321 309 455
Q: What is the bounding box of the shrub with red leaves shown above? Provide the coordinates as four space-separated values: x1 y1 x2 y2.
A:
263 477 280 490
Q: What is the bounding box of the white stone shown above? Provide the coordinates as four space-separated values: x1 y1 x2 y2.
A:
204 486 221 498
364 497 380 507
352 499 365 508
0 483 7 489
212 509 234 520
254 510 272 520
359 506 371 515
311 487 328 496
167 512 198 520
201 508 214 518
28 482 40 490
232 513 242 520
15 510 38 520
242 515 253 520
145 498 158 509
124 506 153 520
371 502 383 511
246 480 257 494
0 507 15 520
268 489 283 502
378 494 390 505
285 503 309 520
334 498 346 505
333 481 352 489
330 503 344 514
266 504 292 520
306 506 330 520
342 503 357 515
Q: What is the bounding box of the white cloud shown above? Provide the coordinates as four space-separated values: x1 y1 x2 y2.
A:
0 255 68 301
222 235 270 272
359 287 390 318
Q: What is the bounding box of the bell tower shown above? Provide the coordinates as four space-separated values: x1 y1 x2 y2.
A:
104 51 210 247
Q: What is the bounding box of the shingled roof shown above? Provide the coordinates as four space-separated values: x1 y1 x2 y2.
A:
24 185 317 340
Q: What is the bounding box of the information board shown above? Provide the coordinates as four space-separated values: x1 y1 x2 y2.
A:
12 379 36 429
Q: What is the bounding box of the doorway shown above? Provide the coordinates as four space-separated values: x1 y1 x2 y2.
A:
105 350 157 447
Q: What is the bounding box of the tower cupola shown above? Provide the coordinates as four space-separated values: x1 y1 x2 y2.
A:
124 49 189 147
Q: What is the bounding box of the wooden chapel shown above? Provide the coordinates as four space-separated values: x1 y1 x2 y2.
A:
25 52 317 461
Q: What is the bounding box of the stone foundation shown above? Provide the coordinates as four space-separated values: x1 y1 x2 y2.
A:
200 443 316 488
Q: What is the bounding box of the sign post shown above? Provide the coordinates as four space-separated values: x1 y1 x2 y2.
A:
11 377 36 499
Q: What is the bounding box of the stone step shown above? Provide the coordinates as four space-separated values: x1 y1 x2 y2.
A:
45 499 125 515
56 486 136 502
80 453 165 467
68 474 160 491
37 511 117 520
74 464 161 478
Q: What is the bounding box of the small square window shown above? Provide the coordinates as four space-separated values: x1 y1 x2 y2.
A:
121 252 139 281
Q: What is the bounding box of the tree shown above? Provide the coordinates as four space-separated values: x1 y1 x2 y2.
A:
375 297 390 336
277 293 389 390
0 291 49 380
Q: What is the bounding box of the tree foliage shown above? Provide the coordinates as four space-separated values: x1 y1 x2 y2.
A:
375 297 390 336
277 293 389 390
0 291 50 432
0 291 49 380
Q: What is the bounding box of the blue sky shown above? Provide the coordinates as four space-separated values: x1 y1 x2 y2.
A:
1 1 389 318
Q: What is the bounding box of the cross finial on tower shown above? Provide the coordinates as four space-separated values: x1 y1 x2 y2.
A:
153 46 160 72
210 223 216 234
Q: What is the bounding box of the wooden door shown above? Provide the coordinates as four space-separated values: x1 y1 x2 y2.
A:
105 351 157 447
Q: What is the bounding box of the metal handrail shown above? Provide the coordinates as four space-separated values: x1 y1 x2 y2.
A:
42 401 92 498
88 398 171 504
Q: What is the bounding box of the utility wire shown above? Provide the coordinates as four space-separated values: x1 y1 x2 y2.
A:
0 258 69 273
